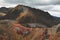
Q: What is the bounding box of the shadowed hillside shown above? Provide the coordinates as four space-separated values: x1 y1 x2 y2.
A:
0 7 13 13
0 5 60 27
0 7 13 20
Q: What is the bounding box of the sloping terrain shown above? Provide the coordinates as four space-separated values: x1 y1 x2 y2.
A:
0 20 60 40
0 5 60 40
0 5 60 27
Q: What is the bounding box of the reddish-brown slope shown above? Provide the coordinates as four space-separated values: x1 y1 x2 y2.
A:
0 20 60 40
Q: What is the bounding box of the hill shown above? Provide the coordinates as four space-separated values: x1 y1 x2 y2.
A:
0 5 60 40
0 20 60 40
1 5 60 27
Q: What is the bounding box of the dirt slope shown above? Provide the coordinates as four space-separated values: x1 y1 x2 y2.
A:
0 20 60 40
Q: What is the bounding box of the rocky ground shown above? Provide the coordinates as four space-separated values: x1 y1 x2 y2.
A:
0 20 60 40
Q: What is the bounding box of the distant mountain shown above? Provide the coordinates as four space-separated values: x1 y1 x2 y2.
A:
0 5 60 27
0 7 13 13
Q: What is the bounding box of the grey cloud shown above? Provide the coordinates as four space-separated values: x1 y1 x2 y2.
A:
51 0 60 5
2 0 60 11
3 0 31 4
3 0 60 5
3 0 60 11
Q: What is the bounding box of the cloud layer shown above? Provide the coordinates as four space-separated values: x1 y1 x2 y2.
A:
3 0 60 5
0 0 60 7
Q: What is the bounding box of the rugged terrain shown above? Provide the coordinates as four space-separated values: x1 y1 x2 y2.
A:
0 5 60 40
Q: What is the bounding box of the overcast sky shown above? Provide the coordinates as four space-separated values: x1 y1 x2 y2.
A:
0 0 60 17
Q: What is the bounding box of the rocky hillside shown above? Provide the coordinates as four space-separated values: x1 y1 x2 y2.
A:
0 5 60 40
0 5 60 27
0 20 60 40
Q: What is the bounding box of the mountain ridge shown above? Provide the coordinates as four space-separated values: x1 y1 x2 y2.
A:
0 5 60 27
